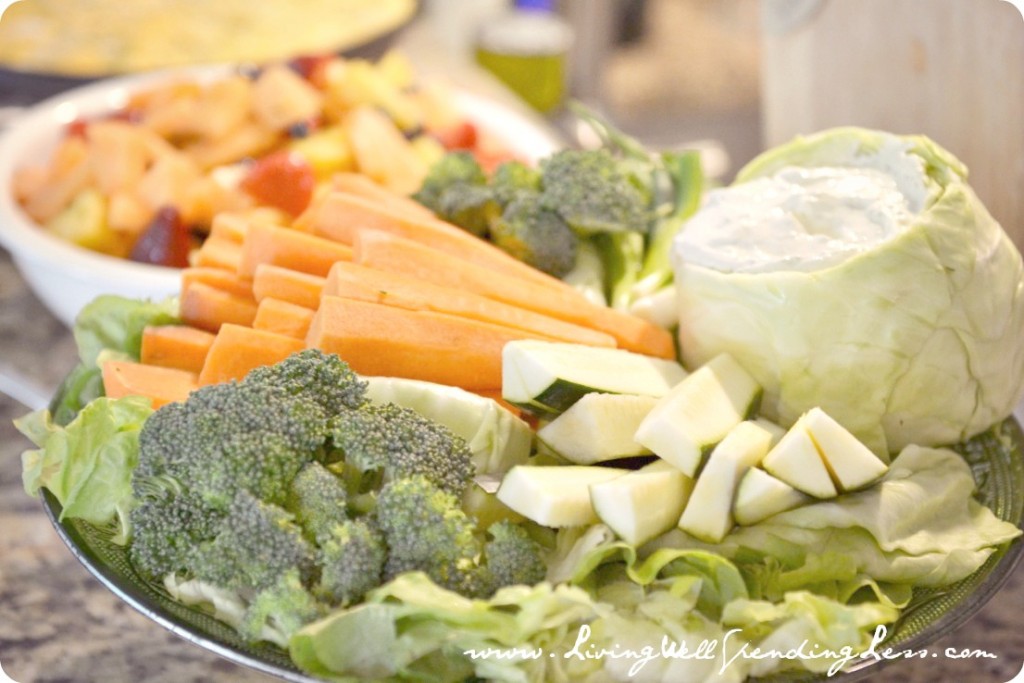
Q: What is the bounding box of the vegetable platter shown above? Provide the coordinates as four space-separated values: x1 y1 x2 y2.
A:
12 112 1024 683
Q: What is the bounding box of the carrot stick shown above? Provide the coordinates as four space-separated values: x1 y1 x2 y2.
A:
238 222 353 277
181 267 254 301
353 230 675 358
306 296 550 390
252 298 316 339
251 264 325 309
209 212 252 244
324 261 616 347
198 323 304 385
180 281 258 333
329 173 436 221
194 236 243 272
102 360 198 408
295 191 570 290
140 325 215 374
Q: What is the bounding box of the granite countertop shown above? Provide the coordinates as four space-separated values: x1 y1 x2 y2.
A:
1 250 1023 683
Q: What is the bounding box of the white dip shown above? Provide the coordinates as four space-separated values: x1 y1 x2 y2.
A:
676 146 930 274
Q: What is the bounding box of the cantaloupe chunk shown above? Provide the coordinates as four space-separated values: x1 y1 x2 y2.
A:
198 323 304 385
251 264 325 310
252 298 316 339
140 325 216 374
295 191 568 289
180 281 258 333
194 236 243 272
324 262 616 347
306 296 548 390
238 222 353 277
180 267 254 301
102 360 198 408
354 230 675 358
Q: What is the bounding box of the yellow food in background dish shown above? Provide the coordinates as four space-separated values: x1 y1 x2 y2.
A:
0 0 416 76
11 51 518 267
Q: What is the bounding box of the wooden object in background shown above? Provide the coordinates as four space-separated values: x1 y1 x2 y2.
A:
761 0 1024 249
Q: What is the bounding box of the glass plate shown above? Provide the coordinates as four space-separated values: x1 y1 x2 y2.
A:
41 418 1024 682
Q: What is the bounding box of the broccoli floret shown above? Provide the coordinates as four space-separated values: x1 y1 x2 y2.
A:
482 521 547 592
195 432 310 510
129 492 223 579
376 476 486 596
287 461 349 543
185 381 329 454
243 349 367 414
330 403 475 496
133 401 191 482
412 151 487 213
128 348 558 641
317 519 387 605
133 376 333 513
435 183 501 237
240 568 324 642
539 149 652 235
491 194 579 277
491 160 542 206
190 491 315 592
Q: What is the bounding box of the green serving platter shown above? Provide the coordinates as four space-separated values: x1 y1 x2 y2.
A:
41 418 1024 682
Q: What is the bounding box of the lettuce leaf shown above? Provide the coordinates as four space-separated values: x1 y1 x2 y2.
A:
670 445 1022 588
45 295 178 425
73 294 179 367
16 396 153 543
721 592 899 678
289 567 897 682
290 573 608 683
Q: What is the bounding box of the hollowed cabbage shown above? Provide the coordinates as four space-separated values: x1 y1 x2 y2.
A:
673 128 1024 454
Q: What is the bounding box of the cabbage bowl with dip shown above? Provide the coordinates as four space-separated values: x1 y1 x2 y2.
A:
672 128 1024 456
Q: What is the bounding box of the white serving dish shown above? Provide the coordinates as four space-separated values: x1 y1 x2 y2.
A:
0 66 562 327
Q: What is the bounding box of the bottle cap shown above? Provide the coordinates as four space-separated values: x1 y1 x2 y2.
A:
515 0 555 12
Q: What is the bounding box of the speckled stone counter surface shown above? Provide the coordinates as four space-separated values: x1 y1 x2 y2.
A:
2 258 1024 683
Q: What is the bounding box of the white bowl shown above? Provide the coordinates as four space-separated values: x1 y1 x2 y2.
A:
0 66 562 327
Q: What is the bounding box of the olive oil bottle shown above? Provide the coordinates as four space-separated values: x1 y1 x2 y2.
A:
474 0 573 114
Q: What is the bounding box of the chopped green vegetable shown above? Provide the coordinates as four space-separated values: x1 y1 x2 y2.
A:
436 183 501 237
490 159 542 206
411 151 487 211
376 474 484 594
316 519 387 606
593 230 645 311
539 148 651 235
330 401 476 497
632 150 704 298
490 193 579 277
361 376 532 475
287 461 349 543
